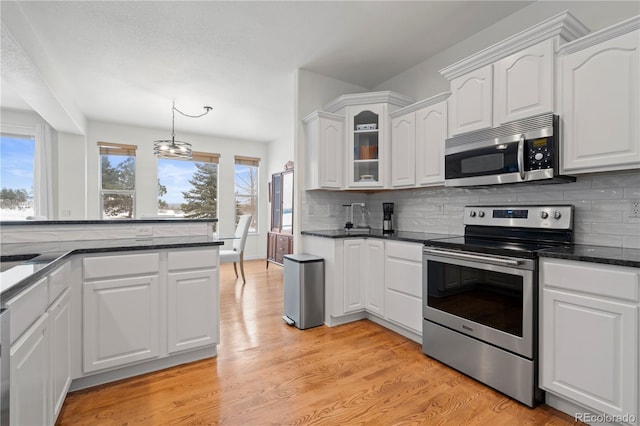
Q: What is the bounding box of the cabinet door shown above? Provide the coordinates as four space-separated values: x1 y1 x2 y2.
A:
416 101 447 186
271 173 282 231
168 270 218 354
449 65 493 136
494 39 554 125
83 275 160 373
49 289 71 420
363 240 385 315
343 239 365 313
561 30 639 173
319 118 344 188
347 104 386 188
10 313 49 426
541 288 638 420
267 232 277 262
391 112 416 187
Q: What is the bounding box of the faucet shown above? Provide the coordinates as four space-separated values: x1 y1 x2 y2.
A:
344 202 366 229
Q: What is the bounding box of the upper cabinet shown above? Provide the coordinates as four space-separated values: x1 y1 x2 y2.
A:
303 91 414 190
303 111 344 190
558 17 640 174
494 39 555 125
391 93 450 188
441 11 589 137
448 65 493 136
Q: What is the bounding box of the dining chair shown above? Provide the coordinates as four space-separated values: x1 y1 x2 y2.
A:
219 215 252 283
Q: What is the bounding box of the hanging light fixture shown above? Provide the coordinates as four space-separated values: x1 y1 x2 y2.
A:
154 101 212 160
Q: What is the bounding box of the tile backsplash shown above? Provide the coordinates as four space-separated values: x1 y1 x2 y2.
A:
301 170 640 249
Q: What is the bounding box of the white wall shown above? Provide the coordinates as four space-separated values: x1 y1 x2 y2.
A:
85 120 269 260
374 1 640 100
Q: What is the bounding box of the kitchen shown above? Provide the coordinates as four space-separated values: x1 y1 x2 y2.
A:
1 1 640 425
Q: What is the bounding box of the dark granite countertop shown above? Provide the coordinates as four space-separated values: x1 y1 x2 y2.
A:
538 244 640 268
301 229 453 244
0 218 217 226
0 236 224 303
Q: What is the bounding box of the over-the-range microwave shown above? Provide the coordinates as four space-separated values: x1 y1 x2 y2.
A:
444 113 575 187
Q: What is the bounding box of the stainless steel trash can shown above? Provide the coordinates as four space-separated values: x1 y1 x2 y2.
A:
282 254 324 329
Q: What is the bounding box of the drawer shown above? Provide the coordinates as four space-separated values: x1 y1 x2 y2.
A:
168 248 218 271
49 261 71 304
385 241 422 262
5 276 48 344
541 258 639 302
83 253 160 279
386 290 422 333
386 256 422 297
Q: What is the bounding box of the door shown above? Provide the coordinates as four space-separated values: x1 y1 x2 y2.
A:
363 240 385 315
416 101 447 186
391 112 416 187
49 289 71 420
343 239 365 313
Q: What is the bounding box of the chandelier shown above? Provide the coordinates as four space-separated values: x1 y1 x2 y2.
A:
154 101 212 160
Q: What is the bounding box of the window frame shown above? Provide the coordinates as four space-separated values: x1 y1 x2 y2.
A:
98 141 137 220
234 155 260 234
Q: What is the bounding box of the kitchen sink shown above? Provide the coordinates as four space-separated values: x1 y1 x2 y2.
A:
0 254 40 272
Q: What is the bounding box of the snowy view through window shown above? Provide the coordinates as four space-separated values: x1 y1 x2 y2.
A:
0 134 35 220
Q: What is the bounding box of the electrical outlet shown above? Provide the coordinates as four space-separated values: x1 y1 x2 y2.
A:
630 199 640 218
62 209 71 217
136 226 153 237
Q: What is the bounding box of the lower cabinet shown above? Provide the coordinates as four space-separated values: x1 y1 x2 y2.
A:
167 268 218 354
363 240 385 316
49 289 72 419
10 313 50 426
83 274 160 373
384 241 423 333
343 239 366 313
540 258 639 424
9 262 71 426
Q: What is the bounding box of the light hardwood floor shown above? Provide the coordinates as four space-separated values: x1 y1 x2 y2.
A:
57 259 579 425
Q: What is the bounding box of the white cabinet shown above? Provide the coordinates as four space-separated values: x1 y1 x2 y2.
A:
391 111 415 187
167 248 219 354
346 103 388 188
494 39 554 125
82 253 161 373
343 239 365 313
559 21 640 174
384 241 423 333
540 258 639 424
303 111 344 189
448 64 494 136
49 288 71 420
10 313 49 426
363 239 385 316
391 94 449 188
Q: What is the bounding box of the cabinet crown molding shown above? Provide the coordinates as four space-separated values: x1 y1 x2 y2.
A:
390 92 451 118
557 15 640 55
323 90 415 114
440 10 590 80
302 110 345 123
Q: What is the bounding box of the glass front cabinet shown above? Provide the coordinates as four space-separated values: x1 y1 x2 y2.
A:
347 104 386 188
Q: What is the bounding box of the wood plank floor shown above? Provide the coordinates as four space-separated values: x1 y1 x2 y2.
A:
57 260 579 425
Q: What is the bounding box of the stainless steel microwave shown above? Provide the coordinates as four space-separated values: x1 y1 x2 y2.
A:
444 113 574 187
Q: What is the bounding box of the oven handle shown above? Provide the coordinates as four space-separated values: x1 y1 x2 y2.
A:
517 133 526 181
423 248 522 266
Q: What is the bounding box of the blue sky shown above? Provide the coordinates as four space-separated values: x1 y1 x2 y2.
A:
0 135 35 192
158 159 201 204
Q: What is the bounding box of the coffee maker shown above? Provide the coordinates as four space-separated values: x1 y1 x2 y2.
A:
383 203 394 234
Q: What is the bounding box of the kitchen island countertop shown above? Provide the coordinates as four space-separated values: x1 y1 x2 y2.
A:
538 244 640 268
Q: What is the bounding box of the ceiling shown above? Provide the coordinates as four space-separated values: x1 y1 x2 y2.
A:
1 1 533 143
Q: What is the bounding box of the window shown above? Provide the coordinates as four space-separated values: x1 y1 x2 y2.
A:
157 152 219 220
0 133 35 220
234 156 259 232
99 142 136 219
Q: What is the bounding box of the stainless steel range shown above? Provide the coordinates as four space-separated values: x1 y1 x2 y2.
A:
422 205 574 407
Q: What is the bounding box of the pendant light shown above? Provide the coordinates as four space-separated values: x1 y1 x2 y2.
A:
153 101 212 160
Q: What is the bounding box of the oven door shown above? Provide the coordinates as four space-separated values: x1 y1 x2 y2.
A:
423 247 535 358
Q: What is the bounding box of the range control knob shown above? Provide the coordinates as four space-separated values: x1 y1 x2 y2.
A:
554 211 562 220
540 211 549 219
534 153 544 161
478 211 485 218
469 210 477 217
